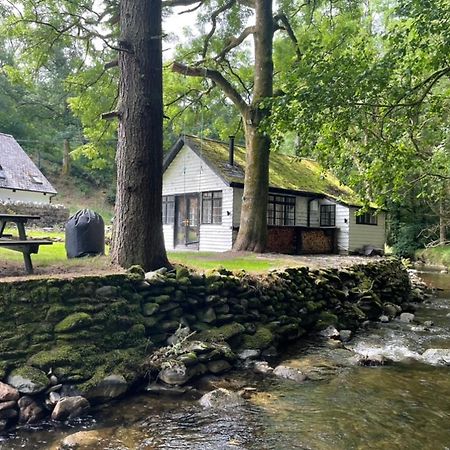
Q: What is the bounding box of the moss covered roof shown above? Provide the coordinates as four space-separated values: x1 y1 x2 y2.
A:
168 135 362 206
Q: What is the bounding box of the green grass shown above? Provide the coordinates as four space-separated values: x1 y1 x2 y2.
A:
416 246 450 268
1 228 110 271
167 251 301 272
1 230 302 275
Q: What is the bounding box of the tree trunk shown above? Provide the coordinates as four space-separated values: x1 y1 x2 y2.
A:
233 0 273 252
61 138 71 176
111 0 170 270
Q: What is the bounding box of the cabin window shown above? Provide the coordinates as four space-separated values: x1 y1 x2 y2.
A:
162 195 175 224
320 204 336 227
0 165 5 179
267 194 296 226
356 211 378 225
202 191 222 224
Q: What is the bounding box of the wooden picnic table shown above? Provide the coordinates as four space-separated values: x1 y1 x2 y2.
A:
0 214 53 274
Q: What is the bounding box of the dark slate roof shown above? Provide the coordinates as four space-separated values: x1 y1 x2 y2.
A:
164 135 363 206
0 133 57 195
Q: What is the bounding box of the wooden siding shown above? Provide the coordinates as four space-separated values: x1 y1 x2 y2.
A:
335 203 350 253
163 224 174 250
199 187 234 251
348 208 386 251
163 144 234 252
318 199 349 253
163 145 227 195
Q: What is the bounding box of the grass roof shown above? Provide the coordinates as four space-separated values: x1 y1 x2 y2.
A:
184 135 362 206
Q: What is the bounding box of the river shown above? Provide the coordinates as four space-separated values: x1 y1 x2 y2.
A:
1 272 449 450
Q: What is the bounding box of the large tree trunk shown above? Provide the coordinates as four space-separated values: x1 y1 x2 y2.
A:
111 0 170 270
233 0 273 252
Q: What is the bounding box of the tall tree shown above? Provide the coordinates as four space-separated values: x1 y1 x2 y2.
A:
171 0 293 252
111 0 170 269
3 0 171 270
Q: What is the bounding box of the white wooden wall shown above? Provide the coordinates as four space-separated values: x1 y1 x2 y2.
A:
0 188 51 204
348 208 386 251
318 198 349 253
162 145 234 252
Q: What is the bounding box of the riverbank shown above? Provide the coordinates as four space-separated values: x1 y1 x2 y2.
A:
415 246 450 270
0 258 423 435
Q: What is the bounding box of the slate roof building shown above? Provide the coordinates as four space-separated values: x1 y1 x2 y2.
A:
0 133 57 204
162 135 386 254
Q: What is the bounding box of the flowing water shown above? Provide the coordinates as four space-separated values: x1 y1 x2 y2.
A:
1 272 449 450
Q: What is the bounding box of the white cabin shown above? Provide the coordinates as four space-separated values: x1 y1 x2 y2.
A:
0 133 57 204
162 135 386 254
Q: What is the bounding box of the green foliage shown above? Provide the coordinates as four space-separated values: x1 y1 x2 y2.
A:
416 246 450 269
270 1 450 208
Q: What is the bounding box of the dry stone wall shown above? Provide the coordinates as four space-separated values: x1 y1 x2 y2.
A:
0 201 69 227
0 259 416 430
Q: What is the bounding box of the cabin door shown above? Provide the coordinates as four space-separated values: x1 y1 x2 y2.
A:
175 194 200 249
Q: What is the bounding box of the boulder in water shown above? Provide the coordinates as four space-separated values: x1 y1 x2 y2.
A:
273 365 307 383
253 361 273 374
421 349 450 365
0 382 19 402
199 388 244 409
58 430 102 449
319 326 339 339
399 313 415 323
85 374 128 402
51 396 90 421
18 396 45 424
339 330 352 342
354 354 387 366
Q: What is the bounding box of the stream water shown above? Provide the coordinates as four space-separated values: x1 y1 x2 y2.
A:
1 272 449 450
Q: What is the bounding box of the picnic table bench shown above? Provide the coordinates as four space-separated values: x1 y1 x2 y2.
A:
0 214 53 274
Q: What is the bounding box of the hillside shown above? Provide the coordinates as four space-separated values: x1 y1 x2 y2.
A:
51 175 114 223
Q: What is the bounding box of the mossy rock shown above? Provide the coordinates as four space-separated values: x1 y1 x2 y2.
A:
176 266 190 280
143 302 160 316
197 323 245 342
7 365 49 394
241 327 273 350
46 305 72 322
315 311 339 330
54 313 93 333
28 345 84 370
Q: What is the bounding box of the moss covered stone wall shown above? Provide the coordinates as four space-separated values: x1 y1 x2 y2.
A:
0 259 412 398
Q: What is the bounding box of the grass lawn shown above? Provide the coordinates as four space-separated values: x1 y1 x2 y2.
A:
416 246 450 269
167 251 301 272
1 227 303 276
1 228 368 278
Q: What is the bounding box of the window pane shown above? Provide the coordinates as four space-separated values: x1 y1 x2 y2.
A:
202 191 222 224
266 194 296 226
320 205 335 226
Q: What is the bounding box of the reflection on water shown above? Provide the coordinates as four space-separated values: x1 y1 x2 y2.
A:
1 272 450 450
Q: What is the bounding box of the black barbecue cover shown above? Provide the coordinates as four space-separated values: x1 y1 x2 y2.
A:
65 209 105 258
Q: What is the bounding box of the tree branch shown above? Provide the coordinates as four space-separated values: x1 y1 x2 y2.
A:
172 61 248 115
214 25 256 62
274 13 302 61
202 0 236 59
